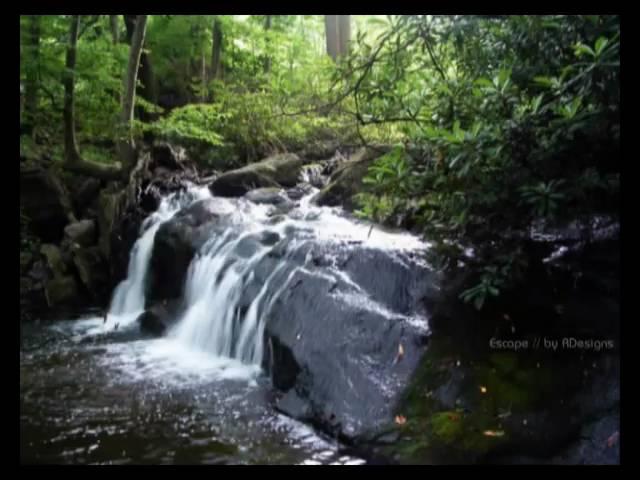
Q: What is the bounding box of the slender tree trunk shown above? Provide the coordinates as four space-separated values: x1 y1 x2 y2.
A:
124 15 158 117
338 15 350 57
263 15 272 74
325 15 339 61
24 15 41 134
211 17 223 81
201 49 206 103
109 15 119 44
118 15 148 171
63 16 122 180
325 15 350 62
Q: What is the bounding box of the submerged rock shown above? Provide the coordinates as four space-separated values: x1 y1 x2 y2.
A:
137 301 182 337
244 187 291 206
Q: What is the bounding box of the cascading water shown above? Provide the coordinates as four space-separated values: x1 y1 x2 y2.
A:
107 185 211 325
99 172 429 371
167 191 428 368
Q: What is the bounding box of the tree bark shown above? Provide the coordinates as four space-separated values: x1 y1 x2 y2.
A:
23 15 41 134
325 15 339 61
124 15 158 114
201 49 206 102
63 16 123 180
338 15 350 58
325 15 350 62
109 15 119 44
211 17 223 80
118 15 148 171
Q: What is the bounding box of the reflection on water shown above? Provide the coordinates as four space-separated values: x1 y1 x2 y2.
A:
20 317 366 465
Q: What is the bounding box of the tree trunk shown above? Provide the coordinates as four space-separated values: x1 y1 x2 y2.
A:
263 15 272 74
325 15 350 62
63 16 123 180
124 15 158 118
118 15 148 171
23 15 41 134
325 15 339 61
338 15 350 58
211 17 223 81
201 49 206 103
109 15 119 44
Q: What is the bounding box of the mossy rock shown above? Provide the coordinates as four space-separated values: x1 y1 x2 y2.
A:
44 275 78 307
40 243 68 277
385 333 559 463
209 153 304 197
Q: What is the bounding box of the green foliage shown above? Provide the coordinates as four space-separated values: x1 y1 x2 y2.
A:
149 104 225 147
346 15 619 307
19 15 620 316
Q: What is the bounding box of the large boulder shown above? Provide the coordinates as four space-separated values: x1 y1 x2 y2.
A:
209 153 304 197
312 148 388 210
252 243 434 441
20 166 74 243
64 219 97 247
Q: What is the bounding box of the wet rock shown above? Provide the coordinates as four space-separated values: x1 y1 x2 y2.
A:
300 163 327 188
72 246 108 301
312 148 388 210
210 153 303 197
40 244 67 277
286 183 315 201
244 187 291 206
20 166 74 242
97 189 125 260
137 301 182 336
20 251 34 272
139 184 162 213
64 219 97 247
44 275 78 307
147 198 229 302
72 178 102 215
263 254 431 441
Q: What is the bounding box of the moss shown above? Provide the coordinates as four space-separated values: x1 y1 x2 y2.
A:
488 352 519 375
429 411 464 443
474 361 554 413
385 334 558 463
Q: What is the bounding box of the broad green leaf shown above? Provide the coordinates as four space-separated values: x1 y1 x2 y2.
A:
595 36 609 56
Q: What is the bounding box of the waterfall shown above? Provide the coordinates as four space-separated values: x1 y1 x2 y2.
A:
170 225 306 365
105 180 427 369
108 185 211 323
